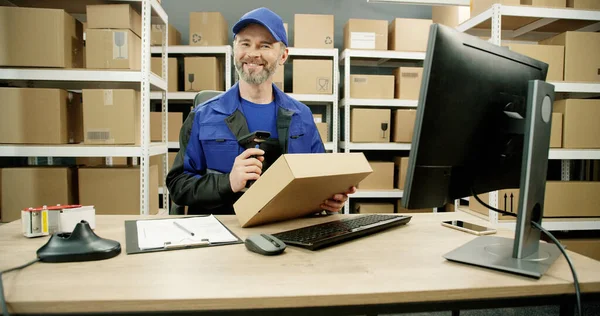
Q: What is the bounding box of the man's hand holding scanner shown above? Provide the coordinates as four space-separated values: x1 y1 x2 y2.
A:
229 148 265 193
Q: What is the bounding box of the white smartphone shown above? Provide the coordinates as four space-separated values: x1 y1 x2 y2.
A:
442 220 497 236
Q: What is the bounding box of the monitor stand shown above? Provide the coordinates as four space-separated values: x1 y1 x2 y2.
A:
444 80 561 279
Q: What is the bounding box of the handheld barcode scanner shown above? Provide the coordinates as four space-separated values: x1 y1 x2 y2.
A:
238 131 271 188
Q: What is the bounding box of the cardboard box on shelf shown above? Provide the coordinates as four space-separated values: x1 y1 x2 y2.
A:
391 110 417 143
151 153 177 187
468 181 600 218
189 12 228 46
0 88 83 144
273 64 284 91
545 181 600 217
397 199 433 213
432 5 471 28
393 157 410 190
151 57 179 92
540 32 600 82
471 0 520 16
292 60 333 94
358 161 394 190
507 43 564 81
78 166 159 215
554 99 600 148
350 108 391 143
388 18 433 52
354 202 394 214
233 153 372 227
567 0 600 9
521 0 566 7
550 113 562 148
343 19 388 50
151 24 182 46
294 14 334 48
316 122 328 143
86 4 142 37
150 112 183 142
184 57 223 92
393 67 423 100
558 238 600 261
0 6 83 68
468 188 520 219
86 29 141 70
82 89 140 145
1 167 75 223
349 75 395 99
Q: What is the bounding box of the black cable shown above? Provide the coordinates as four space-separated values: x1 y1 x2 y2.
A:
470 188 517 218
471 190 582 316
532 221 582 316
0 258 40 316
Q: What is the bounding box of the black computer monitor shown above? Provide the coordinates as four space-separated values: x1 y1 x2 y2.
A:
402 24 560 278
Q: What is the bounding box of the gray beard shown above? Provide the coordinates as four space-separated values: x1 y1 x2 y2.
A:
234 59 278 85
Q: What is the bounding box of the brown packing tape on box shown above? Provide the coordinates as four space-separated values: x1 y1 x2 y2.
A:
233 153 372 228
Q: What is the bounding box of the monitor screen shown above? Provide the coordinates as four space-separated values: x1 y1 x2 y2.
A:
402 24 548 210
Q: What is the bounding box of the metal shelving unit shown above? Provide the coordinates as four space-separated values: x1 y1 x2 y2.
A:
0 0 169 215
455 3 600 230
340 49 425 212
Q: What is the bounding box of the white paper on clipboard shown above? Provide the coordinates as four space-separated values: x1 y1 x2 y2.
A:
136 215 238 250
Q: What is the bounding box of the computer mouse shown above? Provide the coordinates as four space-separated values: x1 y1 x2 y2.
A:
244 234 286 256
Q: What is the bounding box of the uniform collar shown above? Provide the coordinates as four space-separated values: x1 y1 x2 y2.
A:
211 82 300 115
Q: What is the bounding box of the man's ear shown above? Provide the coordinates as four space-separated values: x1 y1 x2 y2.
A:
279 45 289 65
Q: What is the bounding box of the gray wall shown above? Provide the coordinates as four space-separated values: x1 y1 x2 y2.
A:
161 0 432 49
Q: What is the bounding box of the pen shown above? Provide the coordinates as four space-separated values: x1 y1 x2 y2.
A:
173 221 195 236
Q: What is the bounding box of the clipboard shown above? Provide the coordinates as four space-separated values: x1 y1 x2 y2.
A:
124 215 243 255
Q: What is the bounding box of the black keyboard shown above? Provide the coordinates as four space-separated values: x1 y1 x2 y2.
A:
272 214 412 250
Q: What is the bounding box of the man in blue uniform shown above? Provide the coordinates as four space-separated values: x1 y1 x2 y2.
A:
167 7 355 215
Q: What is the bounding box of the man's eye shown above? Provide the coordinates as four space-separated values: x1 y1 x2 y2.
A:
240 42 249 47
261 45 271 49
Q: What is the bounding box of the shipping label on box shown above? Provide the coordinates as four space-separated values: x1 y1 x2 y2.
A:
189 12 228 46
344 19 388 50
293 60 332 94
86 29 141 70
184 57 223 91
233 153 372 227
389 18 432 52
294 14 334 48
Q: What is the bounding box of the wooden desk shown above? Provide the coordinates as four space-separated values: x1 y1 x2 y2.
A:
1 212 599 315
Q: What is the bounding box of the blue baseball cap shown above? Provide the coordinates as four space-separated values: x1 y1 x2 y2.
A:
232 7 288 47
